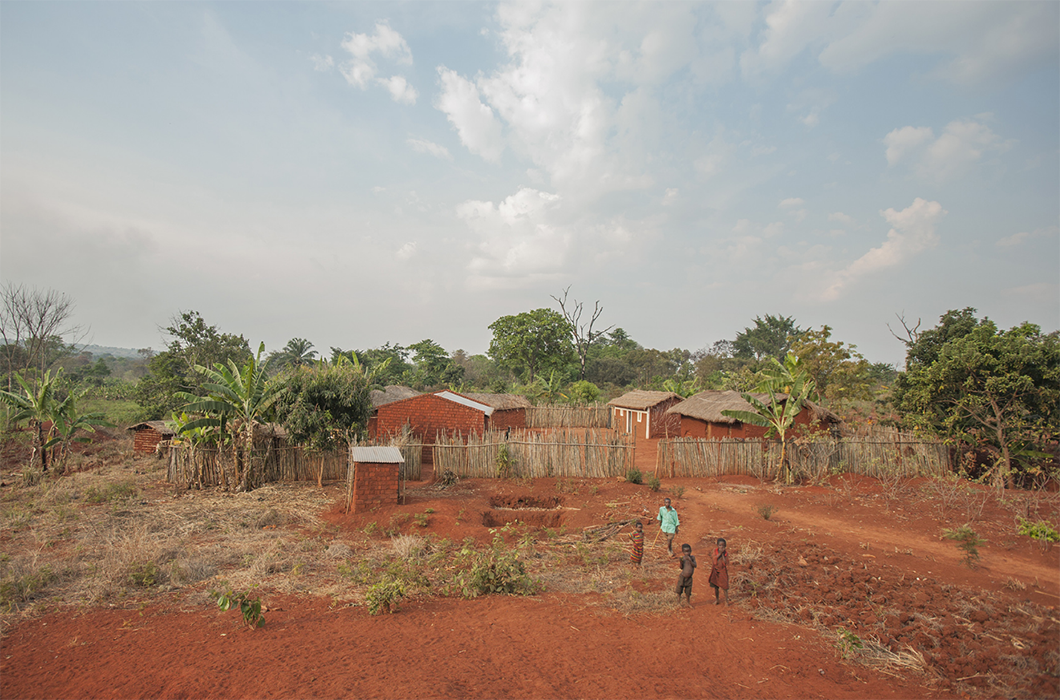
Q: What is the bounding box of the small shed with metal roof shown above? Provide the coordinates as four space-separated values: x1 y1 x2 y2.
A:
346 446 405 514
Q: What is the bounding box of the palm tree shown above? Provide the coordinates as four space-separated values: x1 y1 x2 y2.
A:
178 343 284 491
270 338 317 370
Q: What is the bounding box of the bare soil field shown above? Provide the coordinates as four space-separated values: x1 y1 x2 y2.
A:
1 434 1058 699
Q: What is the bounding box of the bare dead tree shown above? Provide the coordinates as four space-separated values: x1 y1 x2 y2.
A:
551 286 614 382
0 284 85 389
887 312 922 347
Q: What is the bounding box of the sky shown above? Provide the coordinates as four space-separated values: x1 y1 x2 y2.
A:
2 1 1057 368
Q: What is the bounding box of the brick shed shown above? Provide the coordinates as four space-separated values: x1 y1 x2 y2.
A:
127 421 176 455
371 390 493 463
666 390 841 439
462 393 531 432
608 390 682 439
347 446 403 514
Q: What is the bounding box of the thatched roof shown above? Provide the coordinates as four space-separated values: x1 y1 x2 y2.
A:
126 421 175 436
667 390 841 425
463 393 532 411
371 385 421 408
608 390 681 411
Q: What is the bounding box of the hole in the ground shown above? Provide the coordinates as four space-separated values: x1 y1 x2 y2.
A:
482 494 565 527
489 495 563 509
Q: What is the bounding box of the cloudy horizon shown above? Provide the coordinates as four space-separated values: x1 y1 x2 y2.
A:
2 1 1057 367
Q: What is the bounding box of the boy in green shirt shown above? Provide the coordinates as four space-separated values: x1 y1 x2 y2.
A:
657 497 680 558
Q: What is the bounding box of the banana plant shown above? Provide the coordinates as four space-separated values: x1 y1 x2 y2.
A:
721 353 818 483
178 343 283 491
48 392 110 471
0 369 62 471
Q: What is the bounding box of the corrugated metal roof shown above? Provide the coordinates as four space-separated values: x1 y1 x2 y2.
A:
350 446 404 463
436 391 494 416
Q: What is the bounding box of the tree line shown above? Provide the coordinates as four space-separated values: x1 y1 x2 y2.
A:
2 284 1057 487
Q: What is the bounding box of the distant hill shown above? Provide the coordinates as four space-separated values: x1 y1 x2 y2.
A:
80 344 152 359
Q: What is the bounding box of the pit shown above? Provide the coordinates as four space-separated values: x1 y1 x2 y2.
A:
481 494 565 527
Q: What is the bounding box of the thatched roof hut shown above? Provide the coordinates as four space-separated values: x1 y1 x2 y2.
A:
463 393 532 431
127 421 175 455
666 390 840 439
607 390 681 411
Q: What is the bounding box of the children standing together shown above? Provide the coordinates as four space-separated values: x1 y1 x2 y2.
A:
630 497 730 608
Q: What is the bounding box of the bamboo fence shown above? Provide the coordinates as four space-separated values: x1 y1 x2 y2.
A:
525 404 611 429
168 435 423 489
434 428 634 478
655 434 950 480
167 445 348 488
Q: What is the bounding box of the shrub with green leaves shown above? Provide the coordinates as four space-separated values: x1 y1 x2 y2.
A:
757 504 776 520
128 561 159 587
943 524 986 566
647 475 661 492
366 573 409 615
450 534 540 599
670 486 685 499
1016 517 1060 543
209 584 265 628
625 468 643 485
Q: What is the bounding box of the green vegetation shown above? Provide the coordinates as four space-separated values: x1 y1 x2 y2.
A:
942 525 986 567
624 468 643 485
209 583 266 628
647 475 661 492
757 504 777 521
1016 518 1060 543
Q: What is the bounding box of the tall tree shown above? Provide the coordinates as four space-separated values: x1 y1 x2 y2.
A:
0 285 84 388
894 315 1060 488
551 287 614 381
732 315 804 361
788 326 873 406
488 309 573 383
134 312 251 419
269 338 317 371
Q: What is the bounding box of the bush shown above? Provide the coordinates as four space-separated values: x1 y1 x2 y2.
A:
128 561 159 587
943 524 985 567
366 573 408 615
625 468 643 485
757 504 777 520
670 486 685 499
647 475 661 492
1016 518 1059 543
450 533 540 599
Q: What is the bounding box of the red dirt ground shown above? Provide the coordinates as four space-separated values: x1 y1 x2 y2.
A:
2 438 1058 699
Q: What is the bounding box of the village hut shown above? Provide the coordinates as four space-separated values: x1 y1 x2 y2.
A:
607 390 682 439
462 393 531 432
370 390 493 463
127 421 176 455
666 390 841 439
367 386 421 435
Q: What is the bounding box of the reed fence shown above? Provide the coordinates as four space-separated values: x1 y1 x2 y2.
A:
525 404 611 429
656 434 950 480
434 429 634 479
167 434 423 489
167 445 348 488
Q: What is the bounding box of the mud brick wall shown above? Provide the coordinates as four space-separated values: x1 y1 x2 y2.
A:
132 429 166 455
373 393 488 463
351 462 399 513
488 408 526 432
679 407 823 439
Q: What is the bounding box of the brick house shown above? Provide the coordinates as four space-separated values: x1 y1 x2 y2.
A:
370 390 494 463
666 390 840 439
608 390 682 439
127 421 175 455
462 393 531 432
367 385 421 436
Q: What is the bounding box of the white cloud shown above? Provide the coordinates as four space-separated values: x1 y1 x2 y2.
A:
780 197 806 222
884 126 934 166
997 226 1054 247
396 241 417 260
435 67 504 163
378 75 417 105
310 54 334 72
740 0 833 76
407 138 452 160
457 188 566 287
884 119 1011 182
339 21 416 104
824 198 946 299
828 212 855 225
662 188 679 206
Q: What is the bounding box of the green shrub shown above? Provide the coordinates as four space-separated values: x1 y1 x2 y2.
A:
450 534 540 599
1017 517 1060 543
208 583 265 628
757 504 776 520
366 574 408 615
943 524 985 567
647 475 661 492
670 486 685 499
128 561 159 587
625 468 643 485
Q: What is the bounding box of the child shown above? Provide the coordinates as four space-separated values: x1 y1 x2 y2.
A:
629 521 644 566
657 497 680 558
708 538 729 606
675 543 696 607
